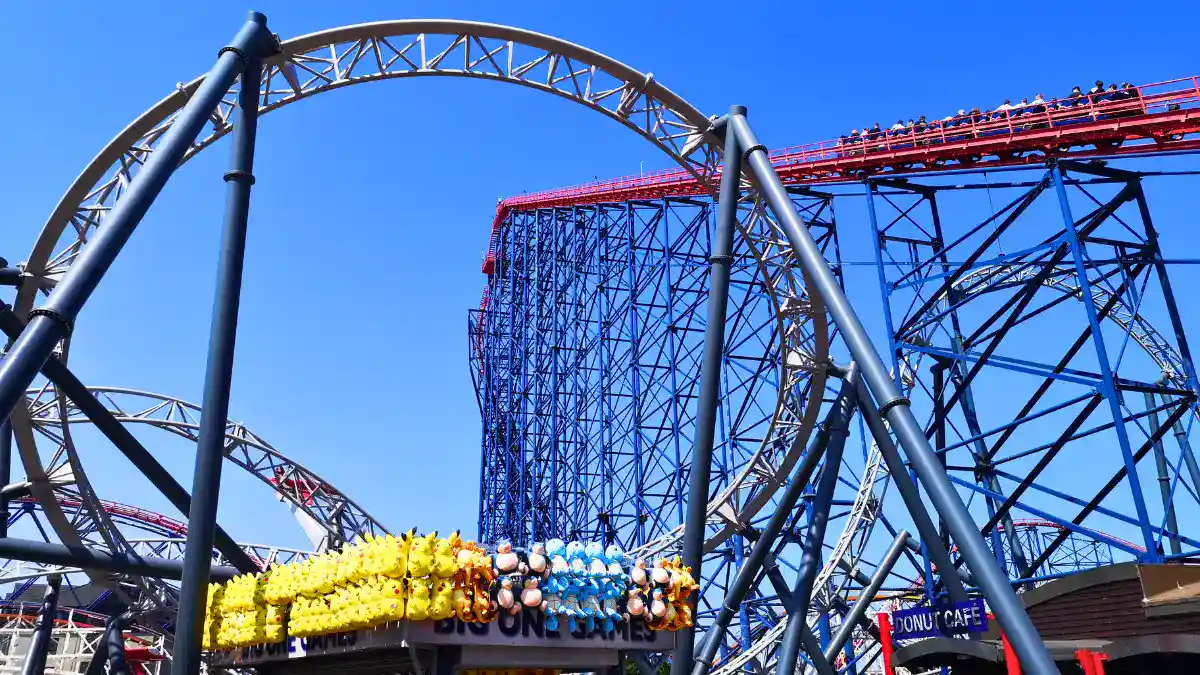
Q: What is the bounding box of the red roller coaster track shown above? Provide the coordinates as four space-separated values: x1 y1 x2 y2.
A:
12 496 187 537
480 75 1200 277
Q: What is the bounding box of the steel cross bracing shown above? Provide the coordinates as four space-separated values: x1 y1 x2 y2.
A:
472 193 834 549
862 163 1200 581
0 385 372 622
991 520 1122 579
0 496 314 588
3 21 722 629
474 161 1200 674
470 192 916 668
0 605 168 675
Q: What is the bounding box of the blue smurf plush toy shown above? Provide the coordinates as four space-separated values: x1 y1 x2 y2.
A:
601 544 628 630
562 541 589 631
545 538 568 594
585 542 607 578
543 538 569 630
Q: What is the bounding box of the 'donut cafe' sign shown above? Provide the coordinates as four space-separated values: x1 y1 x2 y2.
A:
890 598 989 640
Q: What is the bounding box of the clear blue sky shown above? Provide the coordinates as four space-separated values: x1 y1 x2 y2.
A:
1 0 1197 556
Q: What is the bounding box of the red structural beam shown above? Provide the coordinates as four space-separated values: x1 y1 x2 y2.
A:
480 75 1200 277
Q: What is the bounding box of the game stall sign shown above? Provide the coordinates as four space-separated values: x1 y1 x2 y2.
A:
208 613 672 668
890 598 989 640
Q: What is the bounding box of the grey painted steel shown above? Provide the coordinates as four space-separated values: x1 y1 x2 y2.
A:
824 531 910 663
1163 399 1200 516
175 17 270 675
692 367 858 675
20 574 60 675
0 302 258 572
728 113 1058 674
0 17 271 426
856 379 970 599
0 417 10 538
673 105 745 675
775 367 858 675
1144 391 1182 555
105 613 135 675
798 628 835 675
0 537 239 581
83 624 110 675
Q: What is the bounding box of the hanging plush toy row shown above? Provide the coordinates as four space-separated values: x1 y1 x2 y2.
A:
203 531 696 651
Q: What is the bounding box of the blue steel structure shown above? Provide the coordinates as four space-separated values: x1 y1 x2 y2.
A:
862 161 1200 575
0 9 1198 673
472 156 1200 672
469 194 842 547
468 191 853 668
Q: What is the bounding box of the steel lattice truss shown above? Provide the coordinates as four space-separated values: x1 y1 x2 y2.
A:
4 386 376 620
7 19 723 627
0 605 168 675
472 163 1200 673
469 192 928 670
0 497 314 587
865 163 1200 586
25 387 386 546
471 194 833 550
8 13 1200 674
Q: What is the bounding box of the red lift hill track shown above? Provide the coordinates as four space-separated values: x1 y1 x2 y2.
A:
482 75 1200 275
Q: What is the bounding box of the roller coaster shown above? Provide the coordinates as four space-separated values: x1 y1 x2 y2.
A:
0 10 1197 675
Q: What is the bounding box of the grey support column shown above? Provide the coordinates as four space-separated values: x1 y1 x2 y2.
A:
0 416 10 538
173 15 273 675
857 379 970 600
106 613 135 675
0 14 274 424
672 106 746 675
1145 391 1181 555
20 574 61 675
824 531 910 662
775 368 858 675
0 537 239 580
692 366 859 675
728 113 1057 674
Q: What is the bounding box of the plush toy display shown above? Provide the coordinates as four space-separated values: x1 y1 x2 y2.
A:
408 531 437 578
631 558 649 588
201 532 695 651
645 588 669 631
434 531 461 579
495 577 519 616
527 542 548 579
520 576 544 611
494 540 520 575
406 575 432 621
430 578 455 620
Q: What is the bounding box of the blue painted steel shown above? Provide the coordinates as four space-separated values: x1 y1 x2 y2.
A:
472 192 840 660
863 181 901 381
473 147 1200 669
175 22 270 675
1050 164 1159 560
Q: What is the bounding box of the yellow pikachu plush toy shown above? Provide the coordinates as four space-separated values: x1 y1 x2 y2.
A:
433 531 459 579
408 530 437 578
380 530 412 578
382 577 407 622
264 604 287 642
430 578 455 620
407 575 433 621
